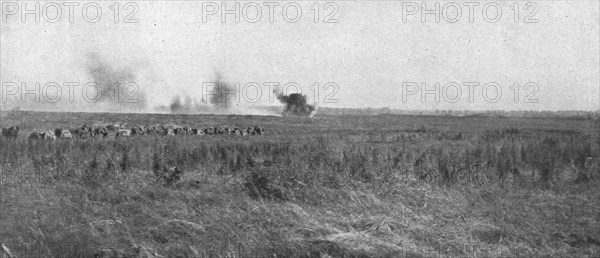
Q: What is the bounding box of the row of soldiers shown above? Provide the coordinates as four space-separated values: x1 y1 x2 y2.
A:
1 124 266 140
116 124 266 137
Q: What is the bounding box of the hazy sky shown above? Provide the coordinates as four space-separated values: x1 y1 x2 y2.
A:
1 1 599 111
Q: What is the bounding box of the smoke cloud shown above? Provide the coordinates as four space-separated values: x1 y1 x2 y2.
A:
164 71 278 116
208 72 234 111
169 94 209 114
275 88 318 117
0 52 148 113
86 53 147 111
169 95 183 113
168 71 229 114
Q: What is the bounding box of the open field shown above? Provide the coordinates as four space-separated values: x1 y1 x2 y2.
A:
1 111 599 257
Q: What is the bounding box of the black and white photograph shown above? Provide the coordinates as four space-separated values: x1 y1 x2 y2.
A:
0 1 599 257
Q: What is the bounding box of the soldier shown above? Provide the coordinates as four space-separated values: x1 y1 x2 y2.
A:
106 124 119 132
60 129 73 139
29 130 42 140
73 125 92 138
191 128 205 135
91 124 109 138
116 129 132 137
95 127 109 138
42 130 56 140
205 127 215 135
28 130 54 140
146 124 160 135
163 124 184 135
54 128 73 139
182 127 194 135
1 126 19 139
173 127 185 135
54 128 63 138
131 126 146 136
254 126 264 135
166 129 175 136
232 128 242 136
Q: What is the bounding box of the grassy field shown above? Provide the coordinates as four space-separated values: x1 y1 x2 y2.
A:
1 111 599 257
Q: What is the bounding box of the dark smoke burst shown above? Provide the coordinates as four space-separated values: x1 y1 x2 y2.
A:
209 72 233 111
170 94 205 113
275 90 318 117
86 53 147 110
169 95 183 113
169 71 231 114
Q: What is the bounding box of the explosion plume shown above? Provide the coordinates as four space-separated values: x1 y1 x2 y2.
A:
86 53 147 111
208 72 233 111
274 88 318 117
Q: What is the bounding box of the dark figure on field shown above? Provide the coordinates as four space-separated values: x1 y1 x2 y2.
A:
54 128 73 139
205 127 215 135
174 127 185 135
164 129 175 136
29 129 56 140
131 126 146 136
181 127 193 135
54 128 63 138
73 125 92 138
43 130 57 140
254 126 264 135
116 129 131 137
1 126 19 139
163 124 184 135
145 124 161 135
28 130 42 140
91 124 109 138
60 129 73 139
106 124 121 132
95 127 109 138
232 128 243 136
191 128 205 135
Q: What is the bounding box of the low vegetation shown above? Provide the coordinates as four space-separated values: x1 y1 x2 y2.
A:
0 111 599 257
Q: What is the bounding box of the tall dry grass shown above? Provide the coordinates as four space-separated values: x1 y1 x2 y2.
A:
0 125 599 257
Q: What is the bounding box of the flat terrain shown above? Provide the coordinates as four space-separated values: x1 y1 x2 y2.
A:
1 111 597 136
1 111 599 257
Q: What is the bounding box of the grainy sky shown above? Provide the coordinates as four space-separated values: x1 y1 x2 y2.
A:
1 1 598 111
